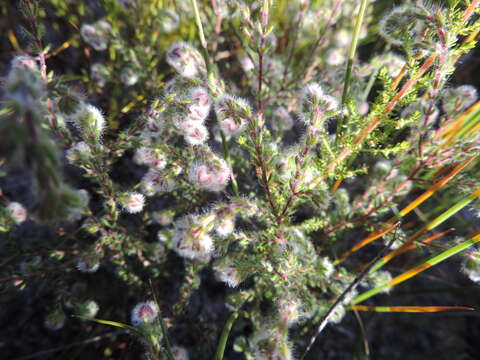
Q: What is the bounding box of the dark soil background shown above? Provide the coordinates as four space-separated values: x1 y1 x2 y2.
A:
1 0 480 359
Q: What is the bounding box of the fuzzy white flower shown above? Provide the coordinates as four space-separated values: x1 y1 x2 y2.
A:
44 310 66 331
80 20 111 51
133 147 167 169
188 159 231 192
131 301 159 326
320 257 334 277
172 215 214 260
72 103 106 140
166 42 205 78
278 297 301 325
120 192 145 213
219 117 245 137
215 215 235 237
7 202 27 224
141 169 175 196
326 48 346 66
182 123 210 145
214 259 242 287
76 259 100 273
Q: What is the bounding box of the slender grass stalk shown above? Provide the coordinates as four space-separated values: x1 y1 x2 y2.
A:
214 311 239 360
336 0 369 138
190 0 239 196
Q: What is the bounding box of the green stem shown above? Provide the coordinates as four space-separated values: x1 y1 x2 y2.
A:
214 311 239 360
220 130 240 196
337 0 369 138
190 0 211 73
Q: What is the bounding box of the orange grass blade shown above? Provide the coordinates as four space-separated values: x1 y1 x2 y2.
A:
335 222 400 264
336 156 476 264
349 305 474 313
368 229 453 274
398 155 478 217
442 101 480 144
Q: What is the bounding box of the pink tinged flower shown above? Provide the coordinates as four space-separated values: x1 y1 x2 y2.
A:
11 55 38 71
189 160 231 192
219 117 244 136
131 301 159 326
196 166 213 185
213 161 232 188
190 87 211 108
183 124 209 145
121 192 145 213
240 56 254 72
7 202 27 224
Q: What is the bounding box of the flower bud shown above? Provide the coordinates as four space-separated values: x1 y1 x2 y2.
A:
66 141 91 164
80 20 111 51
215 214 235 237
325 48 346 66
76 299 99 318
44 309 66 331
76 258 100 273
72 103 106 141
120 67 139 86
462 253 480 283
90 63 110 87
442 85 478 114
166 42 206 78
160 9 180 33
141 169 175 195
171 346 189 360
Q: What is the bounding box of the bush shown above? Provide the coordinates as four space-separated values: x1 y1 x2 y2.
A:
1 0 480 359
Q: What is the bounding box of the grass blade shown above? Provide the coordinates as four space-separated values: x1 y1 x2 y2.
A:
349 305 474 313
368 229 453 274
369 188 480 273
336 155 478 264
352 231 480 305
214 311 239 360
74 316 139 334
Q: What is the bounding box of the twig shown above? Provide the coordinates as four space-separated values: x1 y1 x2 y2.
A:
300 228 398 359
150 279 175 360
12 331 124 360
